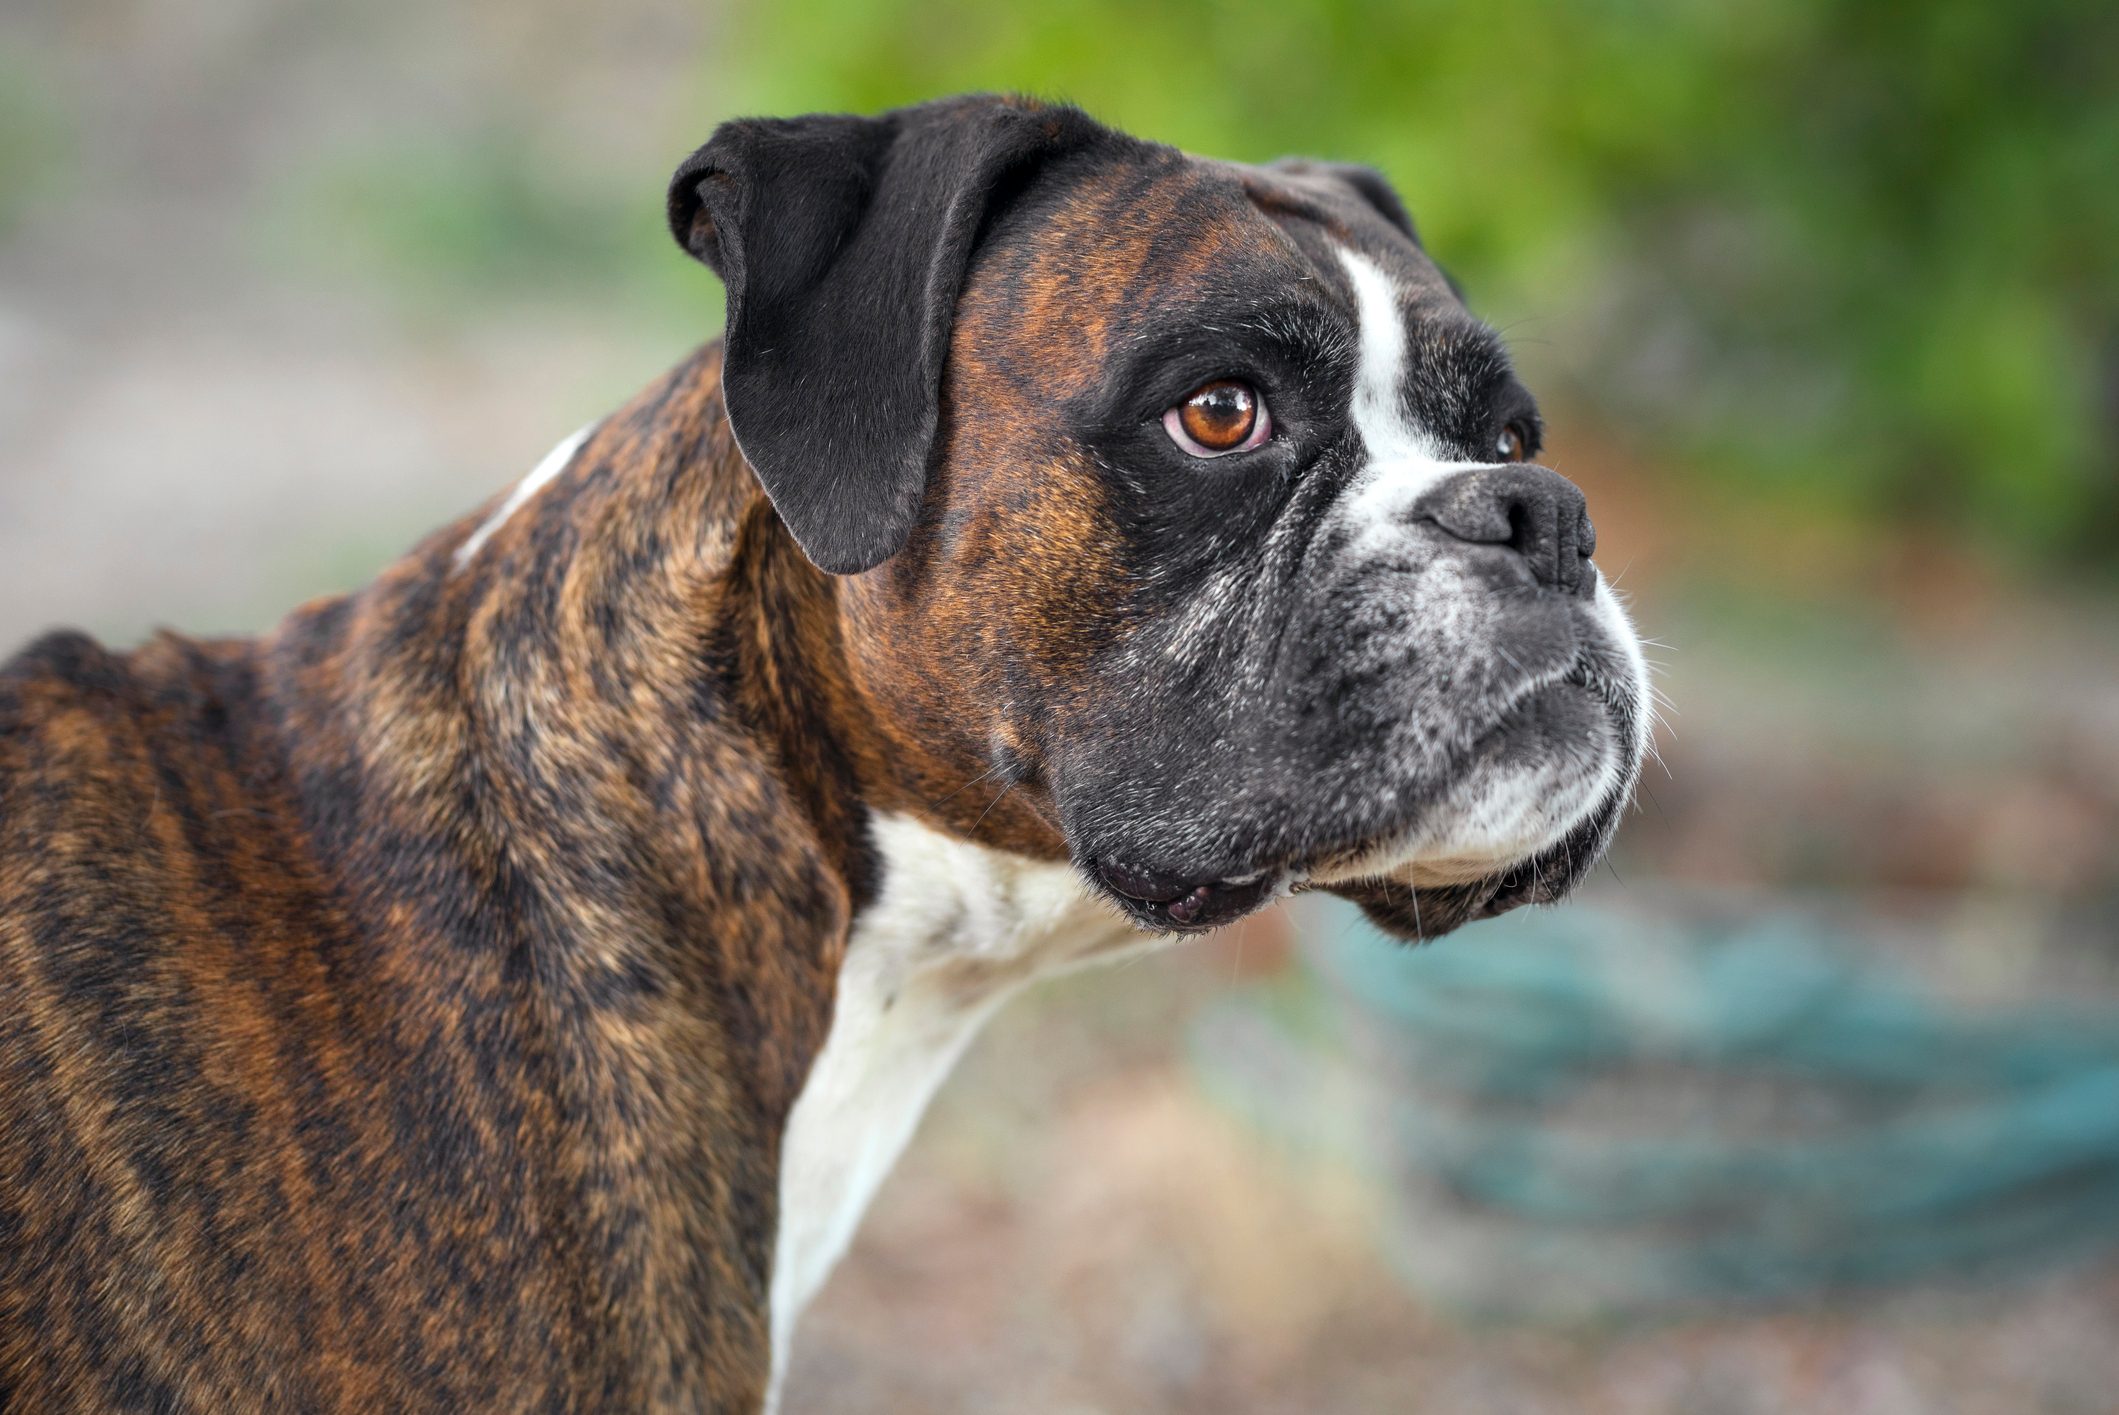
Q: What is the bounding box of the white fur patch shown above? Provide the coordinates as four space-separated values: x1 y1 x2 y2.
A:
452 423 595 570
1335 246 1487 545
1592 574 1656 765
765 814 1141 1409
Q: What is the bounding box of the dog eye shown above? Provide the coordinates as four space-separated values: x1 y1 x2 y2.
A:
1164 380 1271 458
1496 421 1534 462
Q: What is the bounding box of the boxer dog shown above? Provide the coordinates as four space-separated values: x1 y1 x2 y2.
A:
0 94 1649 1411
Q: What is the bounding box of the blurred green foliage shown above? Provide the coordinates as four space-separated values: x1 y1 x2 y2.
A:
711 0 2117 567
272 0 2117 568
301 135 627 294
281 128 719 334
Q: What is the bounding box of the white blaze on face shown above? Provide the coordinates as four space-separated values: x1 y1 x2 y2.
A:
1334 245 1491 550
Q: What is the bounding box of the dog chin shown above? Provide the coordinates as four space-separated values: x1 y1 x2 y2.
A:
1304 748 1617 892
1298 723 1629 941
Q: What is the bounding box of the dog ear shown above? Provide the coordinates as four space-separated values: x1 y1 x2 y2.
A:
1268 158 1422 246
668 97 1101 575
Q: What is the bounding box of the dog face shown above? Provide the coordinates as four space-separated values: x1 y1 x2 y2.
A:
669 95 1649 939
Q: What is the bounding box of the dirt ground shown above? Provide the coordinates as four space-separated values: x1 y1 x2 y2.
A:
783 937 2119 1415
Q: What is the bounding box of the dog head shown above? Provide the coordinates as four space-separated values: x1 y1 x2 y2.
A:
669 94 1651 939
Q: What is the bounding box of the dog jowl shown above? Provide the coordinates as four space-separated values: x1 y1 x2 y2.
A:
0 94 1649 1411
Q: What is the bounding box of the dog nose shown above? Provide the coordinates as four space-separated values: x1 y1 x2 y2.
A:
1415 464 1597 598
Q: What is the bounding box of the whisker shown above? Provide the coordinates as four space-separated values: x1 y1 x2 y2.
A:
928 762 1005 810
971 780 1019 831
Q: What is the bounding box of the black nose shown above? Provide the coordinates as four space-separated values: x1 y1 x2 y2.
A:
1415 464 1597 598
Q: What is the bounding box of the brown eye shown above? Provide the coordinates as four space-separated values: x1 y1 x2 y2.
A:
1164 379 1270 457
1496 421 1533 462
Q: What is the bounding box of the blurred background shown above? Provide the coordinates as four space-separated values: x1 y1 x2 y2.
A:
3 1 2116 1410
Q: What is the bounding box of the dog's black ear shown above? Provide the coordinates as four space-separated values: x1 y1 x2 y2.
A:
1269 158 1421 246
669 97 1101 574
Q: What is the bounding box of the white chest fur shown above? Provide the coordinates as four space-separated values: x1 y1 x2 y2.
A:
766 813 1142 1400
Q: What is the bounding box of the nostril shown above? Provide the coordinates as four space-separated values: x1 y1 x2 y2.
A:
1504 498 1536 560
1568 508 1599 598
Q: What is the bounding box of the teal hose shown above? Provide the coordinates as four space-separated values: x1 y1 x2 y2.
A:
1189 899 2119 1314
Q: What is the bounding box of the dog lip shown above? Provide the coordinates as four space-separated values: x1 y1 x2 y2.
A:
1090 859 1279 932
1096 859 1192 903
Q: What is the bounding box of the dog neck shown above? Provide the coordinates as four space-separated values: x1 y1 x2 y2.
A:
246 344 1138 1404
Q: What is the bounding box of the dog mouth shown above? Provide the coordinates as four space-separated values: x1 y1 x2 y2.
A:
1090 781 1615 939
1084 663 1639 937
1319 836 1586 939
1087 840 1543 938
1088 853 1535 938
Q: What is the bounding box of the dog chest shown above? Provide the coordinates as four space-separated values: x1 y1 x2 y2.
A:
765 811 1141 1398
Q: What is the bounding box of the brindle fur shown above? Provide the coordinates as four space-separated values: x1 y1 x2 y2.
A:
0 351 874 1410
